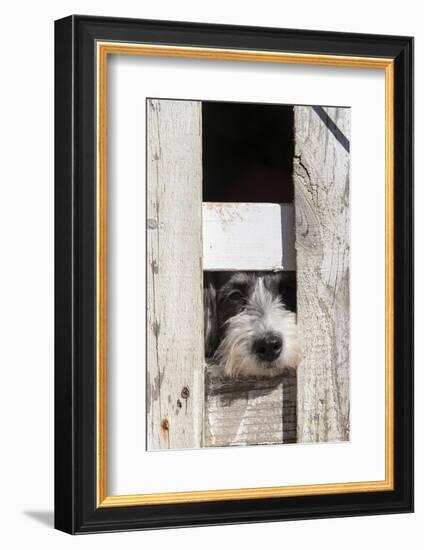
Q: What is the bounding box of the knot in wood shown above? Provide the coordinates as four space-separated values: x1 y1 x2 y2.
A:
181 386 190 399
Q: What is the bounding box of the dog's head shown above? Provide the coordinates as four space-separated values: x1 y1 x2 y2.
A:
204 271 299 378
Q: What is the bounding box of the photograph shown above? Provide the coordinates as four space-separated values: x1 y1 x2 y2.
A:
146 99 350 450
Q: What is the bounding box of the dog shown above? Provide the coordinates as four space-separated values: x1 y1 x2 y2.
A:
204 271 299 378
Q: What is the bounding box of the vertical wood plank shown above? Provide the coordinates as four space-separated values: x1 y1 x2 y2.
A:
294 106 350 442
147 99 204 450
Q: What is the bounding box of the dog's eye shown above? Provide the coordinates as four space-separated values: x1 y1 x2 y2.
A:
227 290 245 302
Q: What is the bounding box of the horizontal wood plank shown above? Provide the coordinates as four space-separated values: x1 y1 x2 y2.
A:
202 202 295 271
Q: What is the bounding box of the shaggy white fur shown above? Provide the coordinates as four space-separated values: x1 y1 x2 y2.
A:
214 278 300 378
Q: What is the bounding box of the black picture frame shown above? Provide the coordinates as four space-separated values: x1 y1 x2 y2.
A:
55 14 413 534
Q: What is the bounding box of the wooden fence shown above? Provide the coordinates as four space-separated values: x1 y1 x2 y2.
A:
146 99 350 450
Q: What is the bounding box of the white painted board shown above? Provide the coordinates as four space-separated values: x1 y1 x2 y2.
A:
202 202 295 271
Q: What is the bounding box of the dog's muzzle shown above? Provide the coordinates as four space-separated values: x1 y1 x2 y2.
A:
253 332 283 363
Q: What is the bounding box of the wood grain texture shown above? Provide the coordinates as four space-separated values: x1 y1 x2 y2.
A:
205 364 297 447
294 106 350 443
146 99 204 450
202 203 295 271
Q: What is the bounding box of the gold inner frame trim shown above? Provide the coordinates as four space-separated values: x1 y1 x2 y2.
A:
96 41 395 508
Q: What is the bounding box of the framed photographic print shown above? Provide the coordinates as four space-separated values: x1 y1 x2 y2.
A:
54 15 414 534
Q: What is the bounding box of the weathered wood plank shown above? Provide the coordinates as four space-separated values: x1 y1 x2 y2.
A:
146 99 204 450
202 202 295 271
294 106 350 443
204 364 297 447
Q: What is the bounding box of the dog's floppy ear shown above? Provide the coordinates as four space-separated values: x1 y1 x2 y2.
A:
203 273 219 358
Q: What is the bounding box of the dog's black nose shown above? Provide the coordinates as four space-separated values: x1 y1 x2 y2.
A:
253 334 283 362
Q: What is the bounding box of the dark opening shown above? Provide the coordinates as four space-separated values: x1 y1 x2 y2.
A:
202 101 294 203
